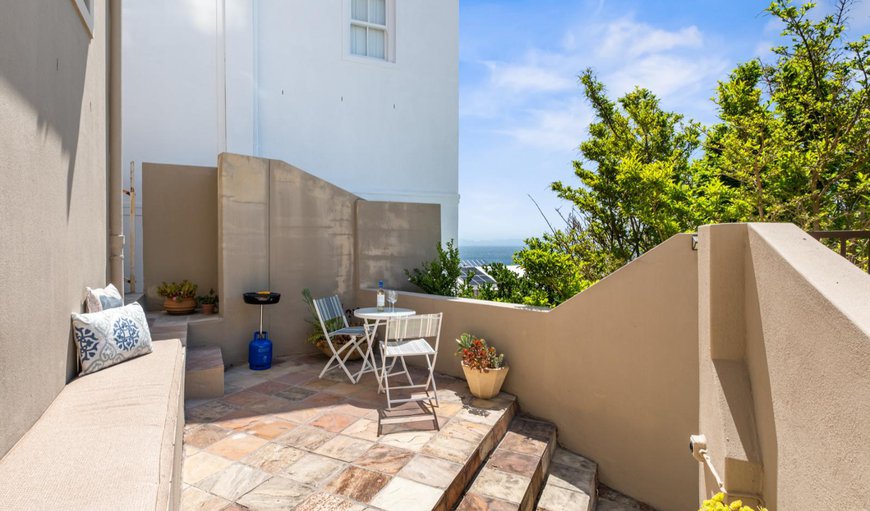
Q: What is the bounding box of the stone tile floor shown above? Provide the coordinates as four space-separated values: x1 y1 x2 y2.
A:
181 354 515 511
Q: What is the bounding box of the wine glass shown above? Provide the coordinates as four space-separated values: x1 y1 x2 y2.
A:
386 290 398 311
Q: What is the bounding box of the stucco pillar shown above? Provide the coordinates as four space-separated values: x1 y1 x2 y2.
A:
697 224 764 505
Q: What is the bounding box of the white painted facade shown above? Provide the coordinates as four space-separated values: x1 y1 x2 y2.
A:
121 0 459 290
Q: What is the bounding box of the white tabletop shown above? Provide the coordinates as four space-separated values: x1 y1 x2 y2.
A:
354 307 416 320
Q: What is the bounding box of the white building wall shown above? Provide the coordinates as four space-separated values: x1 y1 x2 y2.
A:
122 0 459 292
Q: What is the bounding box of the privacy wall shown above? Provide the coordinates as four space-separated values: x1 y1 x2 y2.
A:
183 153 440 364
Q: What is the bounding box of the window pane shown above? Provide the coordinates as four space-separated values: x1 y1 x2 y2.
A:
351 25 367 56
369 0 386 26
367 28 385 59
351 0 367 21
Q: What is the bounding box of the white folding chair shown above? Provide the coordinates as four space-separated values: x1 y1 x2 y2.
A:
313 295 367 383
380 313 442 428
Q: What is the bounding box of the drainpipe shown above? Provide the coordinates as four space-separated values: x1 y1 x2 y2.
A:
108 0 125 291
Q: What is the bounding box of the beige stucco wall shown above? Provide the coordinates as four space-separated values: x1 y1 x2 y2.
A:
356 201 441 292
188 154 439 364
142 163 218 308
358 234 700 511
0 1 108 456
698 223 870 510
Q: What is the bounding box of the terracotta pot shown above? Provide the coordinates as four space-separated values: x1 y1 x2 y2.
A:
163 297 196 315
462 363 509 399
201 303 216 315
315 338 368 361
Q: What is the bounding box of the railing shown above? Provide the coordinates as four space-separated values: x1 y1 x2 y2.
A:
808 230 870 273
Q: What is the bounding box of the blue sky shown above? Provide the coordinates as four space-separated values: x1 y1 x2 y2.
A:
457 0 870 244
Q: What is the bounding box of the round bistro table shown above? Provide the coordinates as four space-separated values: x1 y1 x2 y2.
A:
353 307 415 387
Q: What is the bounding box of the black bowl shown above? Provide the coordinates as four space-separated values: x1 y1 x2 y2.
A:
243 292 281 305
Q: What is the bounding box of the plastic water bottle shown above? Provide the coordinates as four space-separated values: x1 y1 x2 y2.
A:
377 280 385 312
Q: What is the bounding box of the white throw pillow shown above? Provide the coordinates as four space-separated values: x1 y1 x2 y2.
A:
72 302 153 376
85 283 124 313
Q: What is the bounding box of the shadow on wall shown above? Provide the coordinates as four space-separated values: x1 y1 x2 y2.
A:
0 2 91 218
743 249 778 511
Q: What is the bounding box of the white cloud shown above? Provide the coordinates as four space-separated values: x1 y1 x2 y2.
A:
598 19 703 59
461 14 729 151
458 4 788 241
499 107 588 151
605 53 729 99
486 62 576 93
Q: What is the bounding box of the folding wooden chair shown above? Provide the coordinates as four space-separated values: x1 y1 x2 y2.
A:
313 295 367 383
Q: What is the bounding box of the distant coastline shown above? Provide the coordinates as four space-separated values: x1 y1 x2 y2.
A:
459 245 521 265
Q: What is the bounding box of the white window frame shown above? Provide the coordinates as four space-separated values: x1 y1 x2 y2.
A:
346 0 396 64
71 0 95 38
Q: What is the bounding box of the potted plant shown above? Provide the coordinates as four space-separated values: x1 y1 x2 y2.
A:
197 288 219 315
456 333 508 399
302 288 366 360
157 280 198 315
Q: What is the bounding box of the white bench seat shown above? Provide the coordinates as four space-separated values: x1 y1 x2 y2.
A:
0 339 185 511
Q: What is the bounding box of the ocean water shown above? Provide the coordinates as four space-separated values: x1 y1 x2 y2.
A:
459 246 522 265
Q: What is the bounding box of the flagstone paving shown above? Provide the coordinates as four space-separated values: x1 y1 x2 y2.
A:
181 354 517 511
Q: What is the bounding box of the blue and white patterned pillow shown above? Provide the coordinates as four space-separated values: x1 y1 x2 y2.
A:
85 283 124 313
71 302 153 376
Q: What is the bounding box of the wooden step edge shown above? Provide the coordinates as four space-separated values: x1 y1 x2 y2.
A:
456 415 559 511
432 396 519 511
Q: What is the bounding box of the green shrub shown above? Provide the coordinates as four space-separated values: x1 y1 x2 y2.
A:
157 280 197 301
405 240 465 296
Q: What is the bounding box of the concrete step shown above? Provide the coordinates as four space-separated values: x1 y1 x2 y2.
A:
434 394 519 510
456 415 558 511
595 485 657 511
536 448 598 511
185 346 224 399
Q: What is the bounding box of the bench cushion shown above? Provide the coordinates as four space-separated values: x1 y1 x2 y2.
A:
0 339 185 510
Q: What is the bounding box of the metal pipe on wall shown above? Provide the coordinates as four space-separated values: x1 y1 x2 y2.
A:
108 0 125 292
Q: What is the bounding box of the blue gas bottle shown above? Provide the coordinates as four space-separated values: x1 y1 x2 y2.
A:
248 331 272 370
243 291 280 370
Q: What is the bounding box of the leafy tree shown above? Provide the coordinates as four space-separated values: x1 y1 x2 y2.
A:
700 0 870 232
549 69 704 274
502 68 706 298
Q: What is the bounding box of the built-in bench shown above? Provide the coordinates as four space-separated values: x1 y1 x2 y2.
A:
0 338 186 510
